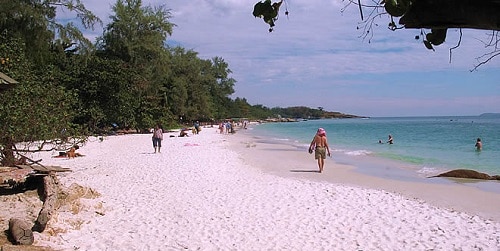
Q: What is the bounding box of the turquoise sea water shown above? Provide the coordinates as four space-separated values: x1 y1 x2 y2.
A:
249 116 500 177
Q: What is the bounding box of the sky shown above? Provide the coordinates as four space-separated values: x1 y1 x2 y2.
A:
65 0 499 117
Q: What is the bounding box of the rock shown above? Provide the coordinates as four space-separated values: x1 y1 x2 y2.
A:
8 218 34 245
431 169 499 180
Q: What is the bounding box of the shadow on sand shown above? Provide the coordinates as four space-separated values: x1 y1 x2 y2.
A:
290 170 319 173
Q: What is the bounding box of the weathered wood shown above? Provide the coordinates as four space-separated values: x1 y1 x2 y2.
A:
8 218 34 245
1 165 70 190
0 168 32 186
400 0 500 30
14 165 32 170
30 165 71 174
13 156 44 168
29 166 49 173
47 166 72 173
33 174 58 232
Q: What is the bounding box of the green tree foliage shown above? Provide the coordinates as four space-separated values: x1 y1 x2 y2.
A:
0 0 98 166
205 57 237 119
165 48 236 122
66 55 129 131
96 0 176 130
231 98 251 118
0 34 83 166
99 0 173 62
168 48 210 122
0 0 101 64
94 0 240 129
248 104 272 119
270 106 320 119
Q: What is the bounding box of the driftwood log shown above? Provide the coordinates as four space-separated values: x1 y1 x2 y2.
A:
8 218 34 245
33 173 59 232
2 166 67 246
431 169 500 180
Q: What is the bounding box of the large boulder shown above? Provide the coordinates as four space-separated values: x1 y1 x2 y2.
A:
431 169 500 180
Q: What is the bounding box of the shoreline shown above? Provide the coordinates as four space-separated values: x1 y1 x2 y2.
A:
250 117 500 180
3 128 497 250
231 126 500 222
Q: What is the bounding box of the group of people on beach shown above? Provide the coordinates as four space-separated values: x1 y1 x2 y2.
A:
308 127 400 173
151 121 204 153
378 134 394 144
154 121 484 174
308 128 483 173
382 134 482 151
378 134 482 151
218 121 235 134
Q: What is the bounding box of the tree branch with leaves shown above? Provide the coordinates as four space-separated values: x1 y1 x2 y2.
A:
252 0 500 68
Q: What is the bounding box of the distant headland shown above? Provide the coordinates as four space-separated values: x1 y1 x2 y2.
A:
262 106 368 122
479 113 500 118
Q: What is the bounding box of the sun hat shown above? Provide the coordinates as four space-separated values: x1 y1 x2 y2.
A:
317 128 326 136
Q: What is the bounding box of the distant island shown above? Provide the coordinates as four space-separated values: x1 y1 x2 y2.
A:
321 111 367 119
262 106 367 122
479 113 500 118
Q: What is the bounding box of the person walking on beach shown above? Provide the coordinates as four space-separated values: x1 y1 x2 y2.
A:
194 121 200 134
225 121 232 134
152 124 163 153
475 138 482 151
309 128 331 173
218 122 224 134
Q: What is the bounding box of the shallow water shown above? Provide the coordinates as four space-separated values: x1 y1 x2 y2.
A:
250 116 500 178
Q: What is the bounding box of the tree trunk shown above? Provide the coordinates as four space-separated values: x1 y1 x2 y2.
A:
400 0 500 30
1 141 16 167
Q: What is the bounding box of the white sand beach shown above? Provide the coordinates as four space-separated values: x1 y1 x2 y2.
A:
17 127 500 250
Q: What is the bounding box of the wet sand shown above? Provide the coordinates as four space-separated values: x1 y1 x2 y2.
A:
232 127 500 222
